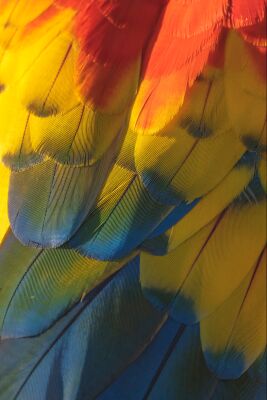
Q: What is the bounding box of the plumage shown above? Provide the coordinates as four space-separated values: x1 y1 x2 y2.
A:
0 162 9 242
224 31 266 147
201 248 266 379
141 176 266 324
0 231 126 339
143 157 255 254
8 146 119 247
69 163 172 260
0 259 165 400
0 1 266 399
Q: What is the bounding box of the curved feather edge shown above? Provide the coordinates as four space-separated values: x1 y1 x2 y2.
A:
0 257 166 400
99 324 266 400
0 230 130 338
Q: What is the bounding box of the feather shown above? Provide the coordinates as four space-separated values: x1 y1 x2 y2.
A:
141 175 266 324
224 31 266 148
0 2 266 398
0 2 143 169
71 0 163 110
0 162 10 242
0 258 165 400
70 163 172 260
29 103 128 166
100 325 266 400
134 65 245 205
259 156 267 192
201 248 266 379
131 0 225 134
8 147 118 247
0 1 53 27
142 153 255 254
0 90 43 170
227 0 266 28
0 231 126 339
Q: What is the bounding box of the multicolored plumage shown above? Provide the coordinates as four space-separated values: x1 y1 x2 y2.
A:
0 1 266 399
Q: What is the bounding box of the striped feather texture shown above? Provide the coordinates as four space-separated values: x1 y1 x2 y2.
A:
0 0 266 399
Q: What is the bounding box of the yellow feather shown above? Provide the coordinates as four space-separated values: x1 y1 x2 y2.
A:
201 248 266 378
166 164 254 251
0 7 74 90
177 200 266 322
225 31 266 148
29 101 128 166
141 220 216 307
0 162 10 242
141 199 266 324
135 67 245 203
0 90 40 170
0 1 52 28
16 31 77 116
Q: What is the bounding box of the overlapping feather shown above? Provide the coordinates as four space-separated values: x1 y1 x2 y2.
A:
0 1 266 399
